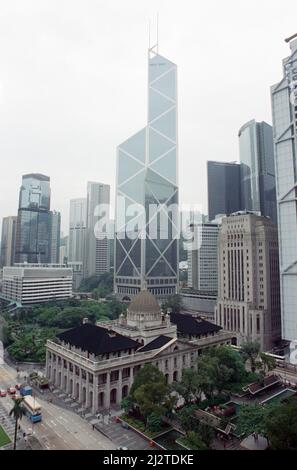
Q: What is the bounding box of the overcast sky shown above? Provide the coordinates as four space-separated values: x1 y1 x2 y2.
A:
0 0 296 234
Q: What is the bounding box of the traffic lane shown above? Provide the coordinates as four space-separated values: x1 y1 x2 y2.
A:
40 400 116 450
1 364 116 450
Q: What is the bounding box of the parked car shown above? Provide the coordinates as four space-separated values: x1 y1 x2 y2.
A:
0 389 7 397
15 383 22 390
8 387 16 395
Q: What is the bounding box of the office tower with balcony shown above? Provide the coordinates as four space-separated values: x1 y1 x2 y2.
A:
0 216 17 267
271 36 297 347
15 174 52 264
215 212 281 351
207 161 241 221
115 47 178 298
239 120 277 223
85 182 110 278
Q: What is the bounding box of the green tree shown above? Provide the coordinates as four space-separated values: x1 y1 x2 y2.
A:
9 398 24 450
259 352 276 376
265 398 297 449
237 404 269 436
209 346 246 384
161 295 182 314
129 364 174 425
172 368 202 405
241 341 260 372
184 431 208 450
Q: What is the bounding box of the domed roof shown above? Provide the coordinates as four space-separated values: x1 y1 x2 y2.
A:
128 289 160 314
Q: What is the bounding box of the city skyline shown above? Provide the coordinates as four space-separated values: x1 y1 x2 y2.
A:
0 1 296 234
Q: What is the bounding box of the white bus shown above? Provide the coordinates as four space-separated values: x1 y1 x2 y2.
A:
22 395 42 423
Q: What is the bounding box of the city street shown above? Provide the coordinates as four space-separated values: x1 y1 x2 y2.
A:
0 362 116 450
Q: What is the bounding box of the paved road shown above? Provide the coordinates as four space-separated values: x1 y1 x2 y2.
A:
0 363 116 450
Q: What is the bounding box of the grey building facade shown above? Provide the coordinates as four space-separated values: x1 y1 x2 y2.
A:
207 161 241 222
0 216 17 267
239 120 277 223
15 174 52 264
85 182 110 278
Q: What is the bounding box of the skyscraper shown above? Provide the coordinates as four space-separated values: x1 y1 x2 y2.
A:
187 223 219 294
15 174 52 264
115 47 178 298
207 161 241 221
85 182 110 278
0 216 17 267
239 120 277 223
215 213 281 351
271 36 297 346
68 198 87 264
50 210 61 264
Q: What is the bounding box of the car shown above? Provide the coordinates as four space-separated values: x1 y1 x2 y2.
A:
15 383 22 390
8 387 16 395
117 446 129 450
0 389 7 397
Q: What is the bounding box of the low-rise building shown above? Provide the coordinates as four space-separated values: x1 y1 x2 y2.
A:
2 264 73 305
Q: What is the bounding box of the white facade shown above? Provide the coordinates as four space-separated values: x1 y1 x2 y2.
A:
187 223 219 293
68 198 87 265
2 264 73 305
271 38 297 343
86 182 110 278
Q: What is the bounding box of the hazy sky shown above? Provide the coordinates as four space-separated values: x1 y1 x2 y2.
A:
0 0 296 234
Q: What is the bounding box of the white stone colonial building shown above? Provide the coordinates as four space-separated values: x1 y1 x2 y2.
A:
46 290 233 413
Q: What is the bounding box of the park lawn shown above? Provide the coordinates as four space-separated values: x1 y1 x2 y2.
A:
0 425 11 448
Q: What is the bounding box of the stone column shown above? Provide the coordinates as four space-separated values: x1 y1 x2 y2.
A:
78 368 83 403
61 360 66 391
85 372 90 409
71 367 76 399
117 369 123 405
92 375 99 414
128 367 134 392
66 362 71 394
105 372 111 409
50 354 55 383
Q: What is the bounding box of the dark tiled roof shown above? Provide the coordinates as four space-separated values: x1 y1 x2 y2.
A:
57 323 140 355
170 312 222 336
138 335 173 352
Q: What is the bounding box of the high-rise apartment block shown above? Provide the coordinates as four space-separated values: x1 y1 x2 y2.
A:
207 161 241 221
271 36 297 346
0 216 17 267
239 120 277 223
115 48 178 298
215 213 281 351
187 223 219 294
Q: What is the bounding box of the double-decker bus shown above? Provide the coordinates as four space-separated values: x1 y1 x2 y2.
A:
22 395 42 423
